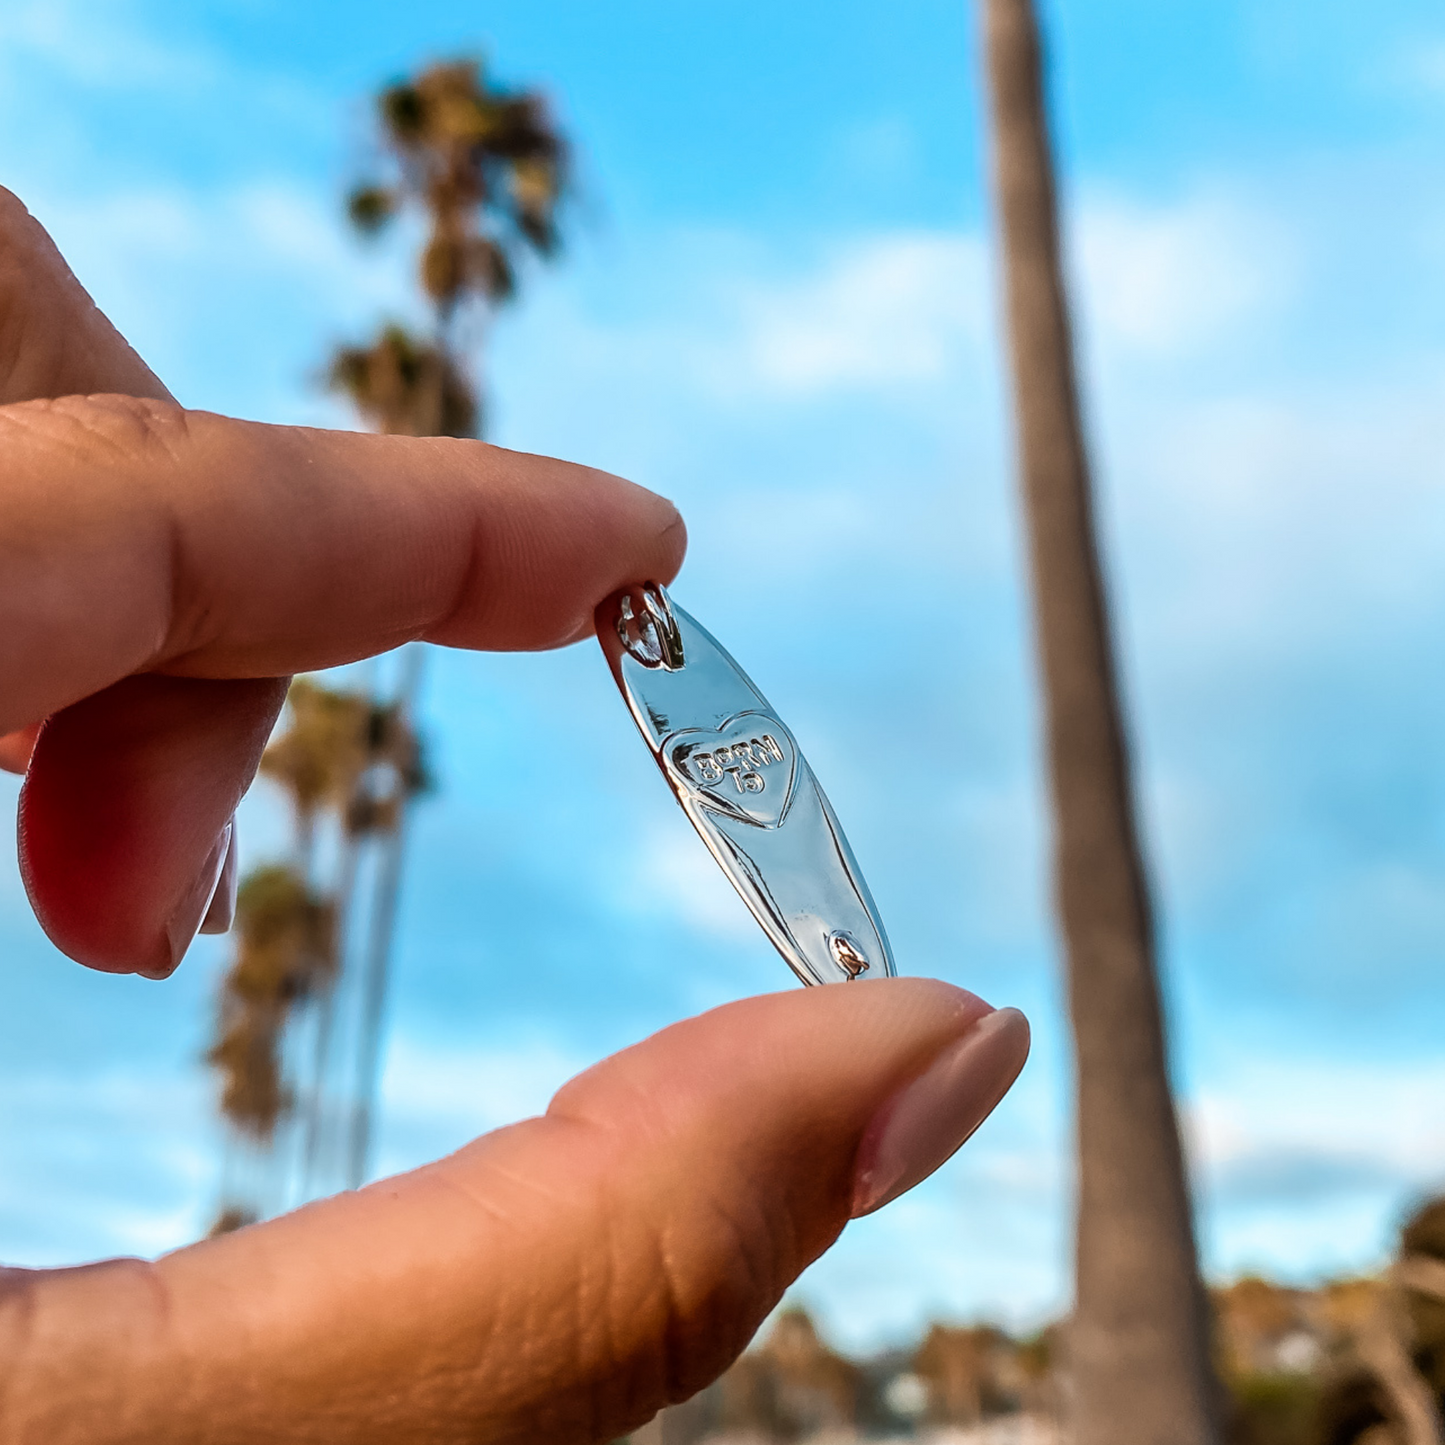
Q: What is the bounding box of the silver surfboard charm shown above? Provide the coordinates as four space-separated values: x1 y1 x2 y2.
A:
596 581 896 986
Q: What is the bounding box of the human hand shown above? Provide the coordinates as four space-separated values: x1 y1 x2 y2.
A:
0 190 1030 1444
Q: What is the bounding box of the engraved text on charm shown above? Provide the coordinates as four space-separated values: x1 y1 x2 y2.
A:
596 582 896 987
664 712 798 828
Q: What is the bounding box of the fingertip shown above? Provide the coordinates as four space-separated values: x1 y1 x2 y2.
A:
19 676 283 976
850 1003 1030 1217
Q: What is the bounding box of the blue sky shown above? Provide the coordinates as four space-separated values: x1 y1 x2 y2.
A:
1 0 1444 1352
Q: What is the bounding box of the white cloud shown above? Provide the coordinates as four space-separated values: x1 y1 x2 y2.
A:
1190 1056 1445 1184
1390 37 1445 96
1074 188 1293 359
1184 1056 1445 1277
494 227 996 421
624 822 761 941
380 1032 586 1129
732 232 991 393
0 0 221 91
371 1032 590 1177
32 179 408 316
15 169 1303 435
498 187 1295 433
1101 368 1445 701
0 1064 218 1264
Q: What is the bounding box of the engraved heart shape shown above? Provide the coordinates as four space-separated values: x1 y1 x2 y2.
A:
662 711 799 829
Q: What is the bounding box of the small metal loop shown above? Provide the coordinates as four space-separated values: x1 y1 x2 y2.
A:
642 585 685 671
616 583 685 671
828 931 871 980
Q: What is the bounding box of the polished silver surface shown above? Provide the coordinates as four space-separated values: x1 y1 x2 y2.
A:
597 582 896 987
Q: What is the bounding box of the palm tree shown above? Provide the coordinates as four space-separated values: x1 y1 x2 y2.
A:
333 56 567 437
978 2 1220 1441
208 673 431 1206
206 55 565 1228
256 680 373 863
317 57 567 1192
207 858 336 1224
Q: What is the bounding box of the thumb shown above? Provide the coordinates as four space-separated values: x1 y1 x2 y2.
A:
0 978 1028 1445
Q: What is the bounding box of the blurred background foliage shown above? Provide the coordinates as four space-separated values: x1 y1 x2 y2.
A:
632 1196 1445 1443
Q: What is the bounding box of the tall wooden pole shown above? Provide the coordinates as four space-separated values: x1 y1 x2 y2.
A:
980 2 1220 1440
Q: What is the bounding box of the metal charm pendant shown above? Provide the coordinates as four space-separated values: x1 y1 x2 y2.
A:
597 582 896 986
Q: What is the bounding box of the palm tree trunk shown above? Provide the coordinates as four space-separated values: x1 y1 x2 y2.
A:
979 2 1220 1441
299 829 363 1197
345 642 426 1188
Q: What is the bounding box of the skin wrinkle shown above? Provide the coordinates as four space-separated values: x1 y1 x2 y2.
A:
359 1317 494 1445
446 1109 788 1440
67 398 232 671
444 449 634 654
574 1117 784 1433
497 1285 585 1437
573 1198 630 1442
166 1260 263 1437
18 394 178 468
653 1195 763 1407
451 1143 601 1220
548 1042 712 1152
160 489 197 669
126 1258 191 1432
558 1170 634 1413
5 1258 172 1443
550 1088 668 1157
403 439 521 651
649 1225 693 1419
439 511 501 658
712 1183 792 1314
393 468 482 651
72 395 195 469
0 408 175 716
0 399 102 462
511 1134 661 1440
0 274 27 399
548 1089 807 1414
424 1164 520 1233
403 1146 610 1422
473 476 546 643
0 273 27 375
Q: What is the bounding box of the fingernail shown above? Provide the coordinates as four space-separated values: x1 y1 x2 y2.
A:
850 1006 1030 1218
150 820 233 978
199 818 238 936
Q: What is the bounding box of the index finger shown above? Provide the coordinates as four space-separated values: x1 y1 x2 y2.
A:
0 393 685 732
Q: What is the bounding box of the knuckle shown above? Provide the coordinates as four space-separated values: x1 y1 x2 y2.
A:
0 393 192 471
56 393 190 464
